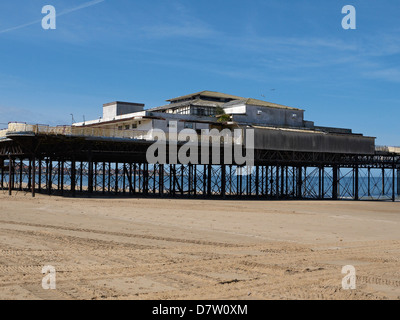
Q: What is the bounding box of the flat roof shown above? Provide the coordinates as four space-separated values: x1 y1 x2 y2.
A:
103 101 145 107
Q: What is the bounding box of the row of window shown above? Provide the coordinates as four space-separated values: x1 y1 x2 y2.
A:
166 122 194 129
165 106 217 116
118 122 141 130
117 121 196 131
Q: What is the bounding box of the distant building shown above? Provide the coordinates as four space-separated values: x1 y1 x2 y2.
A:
73 90 352 135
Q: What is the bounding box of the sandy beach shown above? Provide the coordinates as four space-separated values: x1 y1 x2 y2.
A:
0 192 399 300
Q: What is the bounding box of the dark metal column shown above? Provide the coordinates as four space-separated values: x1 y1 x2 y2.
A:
48 160 53 195
144 163 149 196
261 166 264 196
292 167 295 199
181 165 184 196
11 159 15 191
138 163 142 194
321 166 325 199
382 168 385 196
368 167 371 197
45 159 49 192
276 166 279 199
38 158 42 192
0 162 3 190
354 165 359 201
172 164 176 197
108 162 112 193
28 159 32 191
80 162 83 193
193 165 197 197
159 164 164 197
397 168 400 197
71 158 76 197
115 162 119 194
123 164 127 194
94 162 97 192
229 165 232 196
8 156 12 196
123 163 130 193
133 163 137 194
88 159 94 194
169 164 173 196
103 162 106 194
318 167 322 199
255 165 259 197
332 165 338 200
128 163 132 195
60 160 64 195
296 166 302 199
239 168 242 197
221 165 226 198
19 159 23 191
285 166 289 197
207 164 212 197
188 164 192 197
57 161 60 191
31 156 35 198
244 168 248 196
392 164 396 202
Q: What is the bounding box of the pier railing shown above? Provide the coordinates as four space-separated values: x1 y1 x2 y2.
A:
4 122 243 145
376 146 400 154
0 129 7 139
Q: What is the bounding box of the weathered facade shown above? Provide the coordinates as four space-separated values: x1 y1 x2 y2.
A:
0 90 398 201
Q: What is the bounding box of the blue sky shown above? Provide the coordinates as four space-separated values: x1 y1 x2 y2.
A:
0 0 399 145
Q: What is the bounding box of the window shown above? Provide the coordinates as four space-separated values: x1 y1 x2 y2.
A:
179 106 190 115
118 126 123 131
192 107 217 116
132 123 138 129
125 125 130 130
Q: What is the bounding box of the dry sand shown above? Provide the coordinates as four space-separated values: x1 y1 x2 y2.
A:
0 191 399 300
